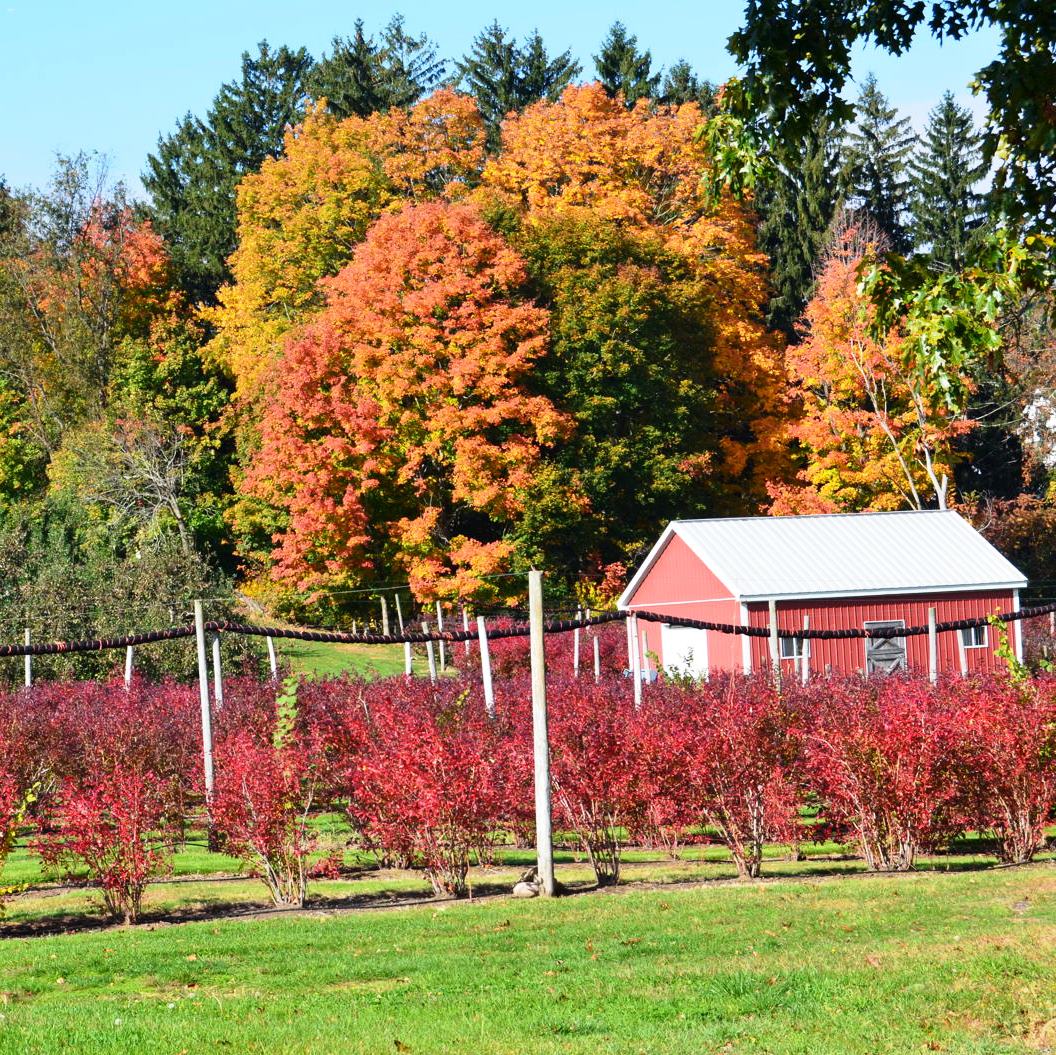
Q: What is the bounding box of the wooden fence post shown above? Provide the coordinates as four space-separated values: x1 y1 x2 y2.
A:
629 614 642 709
573 608 581 678
801 615 810 686
928 607 938 684
625 615 634 673
462 606 471 657
435 601 446 672
395 593 412 677
124 645 134 689
23 628 31 688
528 570 556 897
477 616 495 718
193 601 215 801
266 635 278 681
423 620 437 683
211 635 224 708
639 622 651 684
957 624 968 677
768 599 781 690
593 634 601 683
380 596 390 637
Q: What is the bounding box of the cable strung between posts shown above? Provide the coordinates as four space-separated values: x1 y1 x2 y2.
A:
2 602 1056 656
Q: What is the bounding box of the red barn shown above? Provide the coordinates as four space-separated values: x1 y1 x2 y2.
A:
618 510 1027 678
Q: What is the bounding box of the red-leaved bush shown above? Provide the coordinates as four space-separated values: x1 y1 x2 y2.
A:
953 675 1056 863
351 680 515 896
37 768 176 924
803 676 967 871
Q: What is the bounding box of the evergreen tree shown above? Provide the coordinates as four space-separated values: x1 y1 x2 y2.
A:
308 16 444 119
660 60 716 111
593 22 660 105
756 117 845 335
909 91 989 270
456 23 579 149
143 41 313 303
845 74 915 254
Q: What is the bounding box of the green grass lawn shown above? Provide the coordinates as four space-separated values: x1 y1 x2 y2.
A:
278 636 408 679
1 864 1055 1054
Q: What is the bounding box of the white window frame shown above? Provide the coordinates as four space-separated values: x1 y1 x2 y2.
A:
779 636 805 660
961 624 988 649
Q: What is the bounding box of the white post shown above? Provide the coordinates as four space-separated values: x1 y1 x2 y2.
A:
630 614 642 709
462 606 471 656
768 599 781 690
801 615 810 686
1013 589 1024 664
957 624 968 677
193 601 215 800
640 623 651 683
435 601 446 672
395 593 412 677
380 596 390 637
423 620 437 683
266 635 278 681
928 607 938 685
593 634 601 683
528 570 555 897
211 635 224 708
573 608 581 678
23 628 31 688
625 614 634 673
124 645 134 689
477 616 495 719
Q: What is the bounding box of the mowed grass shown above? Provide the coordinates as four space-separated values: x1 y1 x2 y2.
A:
1 865 1056 1054
275 637 407 679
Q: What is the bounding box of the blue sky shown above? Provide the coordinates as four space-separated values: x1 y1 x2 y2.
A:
0 0 999 196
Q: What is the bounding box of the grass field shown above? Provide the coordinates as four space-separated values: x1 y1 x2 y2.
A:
278 636 407 679
1 863 1055 1054
3 828 1056 1054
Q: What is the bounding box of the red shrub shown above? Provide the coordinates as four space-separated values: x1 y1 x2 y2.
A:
802 676 968 871
547 678 646 885
37 768 177 924
351 680 515 896
953 674 1056 863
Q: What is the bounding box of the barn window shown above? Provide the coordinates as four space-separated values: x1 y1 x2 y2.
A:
961 625 988 649
779 636 805 660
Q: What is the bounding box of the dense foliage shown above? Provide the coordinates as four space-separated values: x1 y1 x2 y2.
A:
2 658 1055 920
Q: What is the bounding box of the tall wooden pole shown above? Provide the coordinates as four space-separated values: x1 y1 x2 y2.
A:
124 645 134 689
395 593 412 677
380 596 390 637
801 615 810 686
435 601 446 672
23 628 31 688
928 607 938 685
768 599 781 690
266 636 278 681
423 620 437 683
193 601 215 800
477 616 495 718
528 570 555 897
462 606 471 657
211 635 224 708
629 614 642 709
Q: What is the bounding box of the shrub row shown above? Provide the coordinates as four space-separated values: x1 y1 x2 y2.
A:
1 669 1054 922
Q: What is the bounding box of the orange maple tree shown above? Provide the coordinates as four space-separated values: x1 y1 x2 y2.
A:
772 220 972 513
248 200 568 601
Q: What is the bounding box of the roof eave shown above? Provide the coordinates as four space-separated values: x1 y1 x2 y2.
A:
739 580 1028 603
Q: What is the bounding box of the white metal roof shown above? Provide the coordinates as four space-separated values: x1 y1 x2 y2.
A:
619 510 1027 606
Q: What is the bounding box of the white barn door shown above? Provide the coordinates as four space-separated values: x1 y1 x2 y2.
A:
660 624 709 680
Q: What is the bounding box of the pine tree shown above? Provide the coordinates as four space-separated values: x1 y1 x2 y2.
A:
756 117 845 334
909 92 989 270
456 23 579 149
143 41 313 302
660 60 716 110
593 22 660 105
308 16 444 119
845 74 915 254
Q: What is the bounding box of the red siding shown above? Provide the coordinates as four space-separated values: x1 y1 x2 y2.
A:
745 592 1013 676
625 534 743 671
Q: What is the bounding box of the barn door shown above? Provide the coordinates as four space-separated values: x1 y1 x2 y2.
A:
864 620 907 674
660 625 709 680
